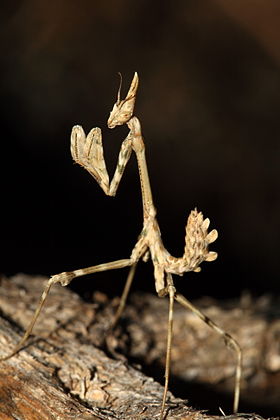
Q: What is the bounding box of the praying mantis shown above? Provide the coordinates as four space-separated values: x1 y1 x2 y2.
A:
0 73 242 419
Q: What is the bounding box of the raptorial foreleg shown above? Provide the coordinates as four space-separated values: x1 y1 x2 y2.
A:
71 125 133 196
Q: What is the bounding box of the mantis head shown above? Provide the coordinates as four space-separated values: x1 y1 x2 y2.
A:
108 72 139 129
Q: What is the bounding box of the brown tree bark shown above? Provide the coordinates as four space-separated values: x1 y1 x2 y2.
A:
0 274 278 419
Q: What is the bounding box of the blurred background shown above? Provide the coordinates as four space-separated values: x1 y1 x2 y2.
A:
1 0 280 300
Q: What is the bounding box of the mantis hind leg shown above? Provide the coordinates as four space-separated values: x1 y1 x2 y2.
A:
0 258 134 361
175 293 242 413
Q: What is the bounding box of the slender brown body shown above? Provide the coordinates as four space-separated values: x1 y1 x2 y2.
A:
0 73 241 418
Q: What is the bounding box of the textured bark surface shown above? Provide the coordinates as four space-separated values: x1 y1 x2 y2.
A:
0 274 279 419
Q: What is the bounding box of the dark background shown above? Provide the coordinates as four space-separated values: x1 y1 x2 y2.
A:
1 0 279 300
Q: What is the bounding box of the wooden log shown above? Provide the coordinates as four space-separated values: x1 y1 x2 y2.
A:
0 274 278 419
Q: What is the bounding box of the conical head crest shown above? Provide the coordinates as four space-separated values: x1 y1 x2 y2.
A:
108 72 139 128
